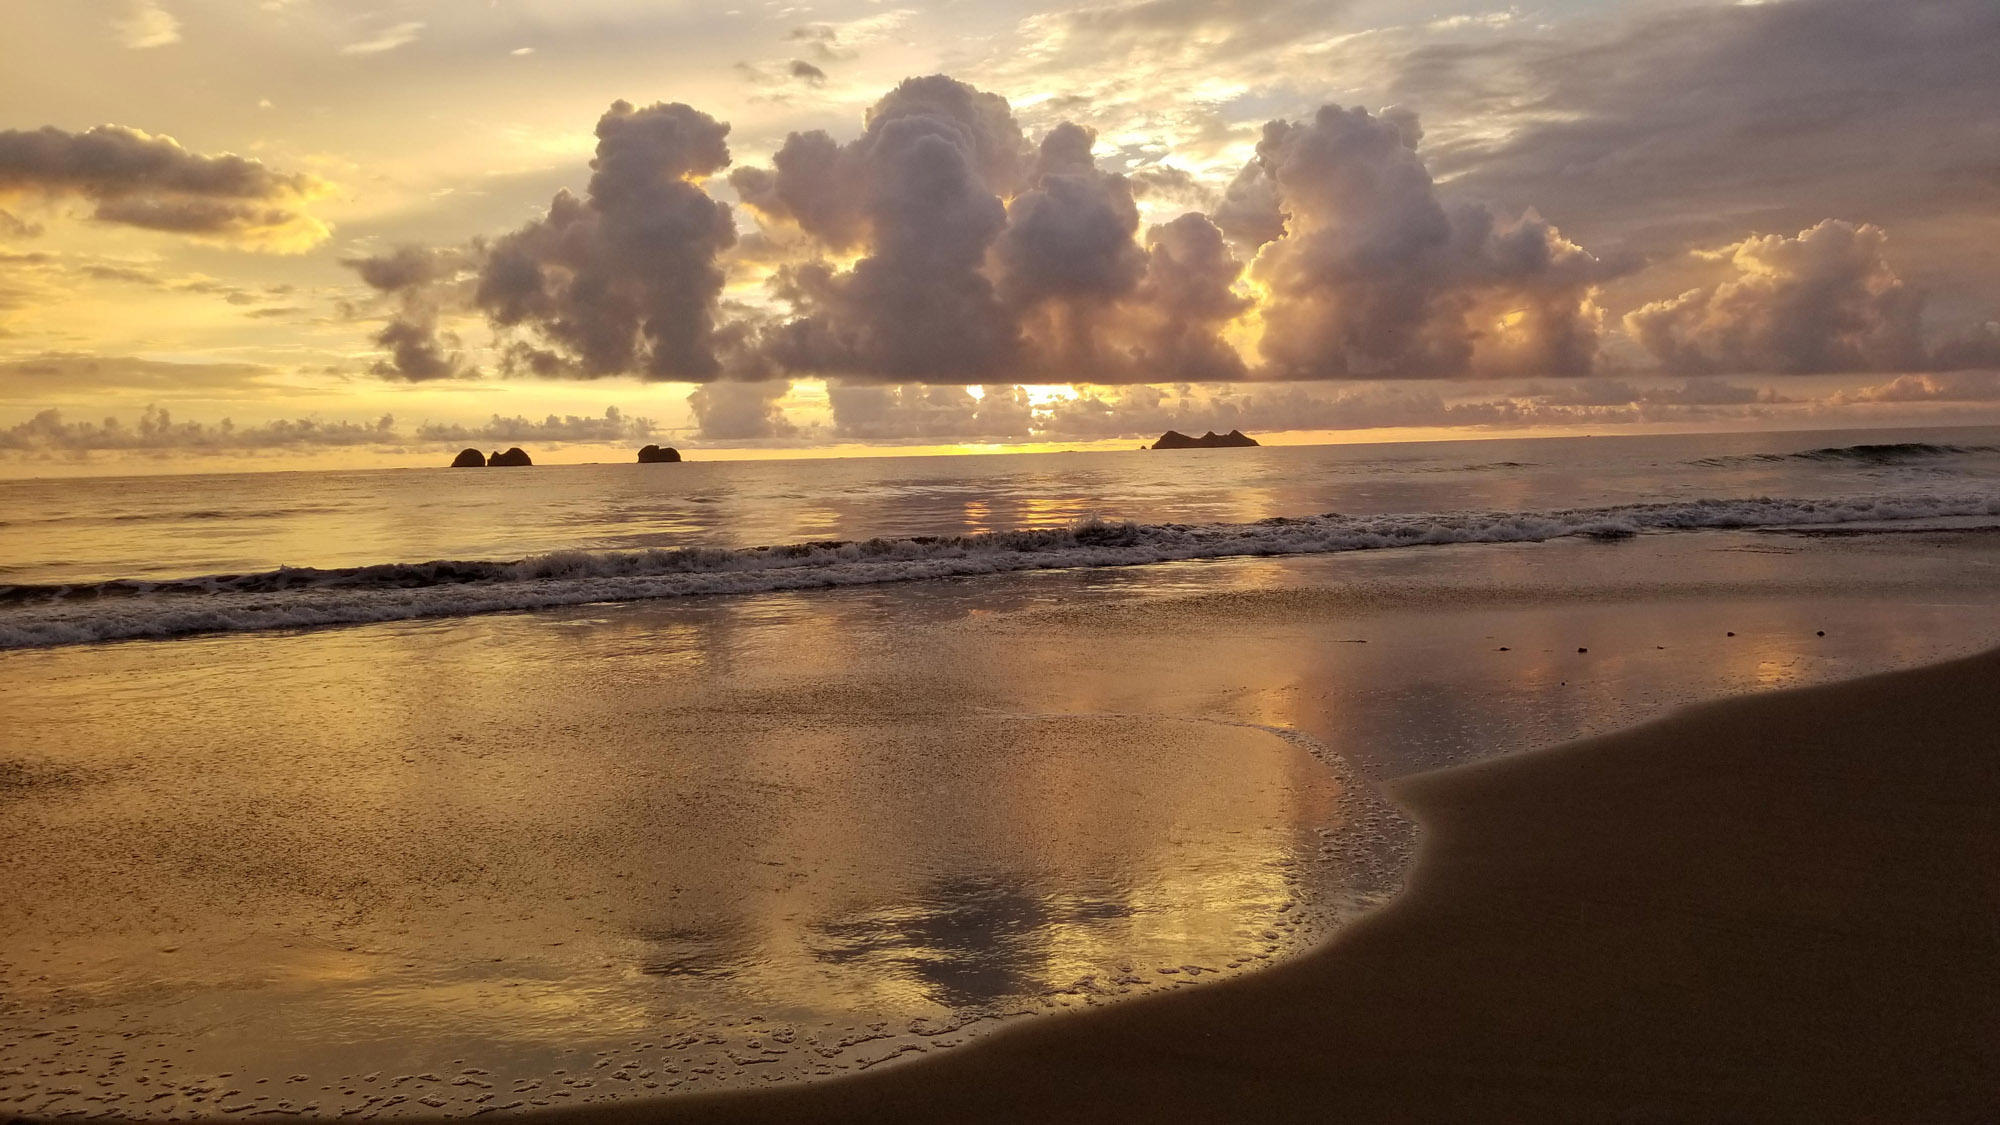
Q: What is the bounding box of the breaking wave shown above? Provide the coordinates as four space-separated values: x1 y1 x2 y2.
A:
4 491 1998 649
1691 441 2000 468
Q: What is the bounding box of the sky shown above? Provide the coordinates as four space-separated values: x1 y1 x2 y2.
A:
2 0 1998 474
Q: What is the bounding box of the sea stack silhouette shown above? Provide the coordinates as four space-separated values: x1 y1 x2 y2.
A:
637 444 682 463
1152 429 1260 450
450 448 485 467
488 447 533 467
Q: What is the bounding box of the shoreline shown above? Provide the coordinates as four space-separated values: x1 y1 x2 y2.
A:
506 646 2000 1124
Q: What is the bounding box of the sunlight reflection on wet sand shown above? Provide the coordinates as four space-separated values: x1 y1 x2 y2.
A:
3 528 1998 1118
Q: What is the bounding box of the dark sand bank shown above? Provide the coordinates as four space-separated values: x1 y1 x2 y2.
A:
518 649 2000 1125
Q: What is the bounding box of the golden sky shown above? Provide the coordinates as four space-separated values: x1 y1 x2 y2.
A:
2 0 1998 473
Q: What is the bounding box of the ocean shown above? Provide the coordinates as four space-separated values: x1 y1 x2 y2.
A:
5 425 2000 1117
5 425 2000 648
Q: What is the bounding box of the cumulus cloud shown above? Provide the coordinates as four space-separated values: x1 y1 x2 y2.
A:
477 100 738 379
1625 221 1927 375
346 102 740 383
0 125 328 250
687 380 795 440
743 76 1027 382
1239 105 1612 380
334 74 1992 401
413 406 655 444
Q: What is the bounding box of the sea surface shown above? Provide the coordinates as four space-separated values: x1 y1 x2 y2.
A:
5 426 2000 1118
4 425 2000 648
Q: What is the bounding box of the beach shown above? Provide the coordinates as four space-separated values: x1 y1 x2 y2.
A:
543 643 2000 1124
5 517 2000 1121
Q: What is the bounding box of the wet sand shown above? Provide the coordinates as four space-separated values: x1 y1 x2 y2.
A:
6 530 1999 1120
534 647 2000 1124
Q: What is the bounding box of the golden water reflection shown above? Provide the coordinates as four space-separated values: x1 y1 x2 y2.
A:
0 594 1348 1119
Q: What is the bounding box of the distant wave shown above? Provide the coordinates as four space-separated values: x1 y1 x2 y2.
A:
3 491 1998 649
1691 442 2000 468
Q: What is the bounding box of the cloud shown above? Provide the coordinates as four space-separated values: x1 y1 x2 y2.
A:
734 59 832 90
413 406 655 444
0 403 663 455
477 100 738 380
786 10 915 63
341 21 425 56
1828 371 2000 405
742 76 1027 382
825 383 1034 441
113 0 180 49
0 406 396 454
1124 164 1217 213
0 353 283 394
341 244 483 381
0 209 41 239
1239 104 1613 379
0 125 329 250
1390 0 2000 272
334 75 1993 395
1014 0 1355 75
1625 221 1927 375
1513 378 1787 408
687 380 795 440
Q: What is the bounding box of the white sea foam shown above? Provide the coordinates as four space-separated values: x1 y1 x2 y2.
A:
4 491 1997 649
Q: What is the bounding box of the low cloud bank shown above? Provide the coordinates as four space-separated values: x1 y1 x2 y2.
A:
0 406 654 455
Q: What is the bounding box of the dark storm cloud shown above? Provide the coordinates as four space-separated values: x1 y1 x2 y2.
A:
0 125 327 248
1392 0 2000 266
1237 105 1615 380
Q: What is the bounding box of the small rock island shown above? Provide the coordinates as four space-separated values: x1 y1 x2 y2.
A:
450 448 486 467
488 447 533 467
637 444 682 463
1151 429 1260 450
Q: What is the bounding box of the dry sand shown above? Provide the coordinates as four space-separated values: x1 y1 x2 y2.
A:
527 648 2000 1124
